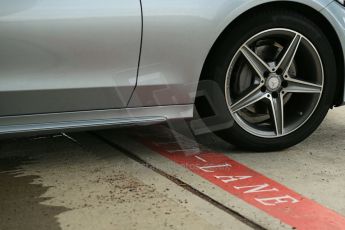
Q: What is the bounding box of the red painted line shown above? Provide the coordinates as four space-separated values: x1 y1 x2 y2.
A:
136 127 345 230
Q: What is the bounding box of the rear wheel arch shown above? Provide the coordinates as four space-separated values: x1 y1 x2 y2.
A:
199 1 344 107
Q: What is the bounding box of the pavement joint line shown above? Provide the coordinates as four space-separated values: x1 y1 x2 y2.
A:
93 132 266 230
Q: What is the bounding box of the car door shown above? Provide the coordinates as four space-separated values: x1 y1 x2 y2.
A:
0 0 141 117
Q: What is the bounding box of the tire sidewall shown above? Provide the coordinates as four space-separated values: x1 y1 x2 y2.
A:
211 11 337 151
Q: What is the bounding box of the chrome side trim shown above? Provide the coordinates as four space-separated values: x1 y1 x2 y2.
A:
0 104 193 135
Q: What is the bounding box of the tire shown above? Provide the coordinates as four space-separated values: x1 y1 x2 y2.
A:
198 9 337 151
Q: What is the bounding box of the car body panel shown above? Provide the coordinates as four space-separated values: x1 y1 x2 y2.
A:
0 0 343 135
0 0 141 116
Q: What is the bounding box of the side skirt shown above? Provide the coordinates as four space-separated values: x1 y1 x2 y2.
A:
0 104 193 135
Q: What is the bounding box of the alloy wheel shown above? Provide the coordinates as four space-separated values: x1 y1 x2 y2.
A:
225 28 324 138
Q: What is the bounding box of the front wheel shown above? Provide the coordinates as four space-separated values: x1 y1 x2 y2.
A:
199 10 337 151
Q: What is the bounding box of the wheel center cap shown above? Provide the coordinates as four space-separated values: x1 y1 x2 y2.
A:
266 74 282 91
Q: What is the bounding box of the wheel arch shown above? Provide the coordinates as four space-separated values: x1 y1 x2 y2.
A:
200 1 344 106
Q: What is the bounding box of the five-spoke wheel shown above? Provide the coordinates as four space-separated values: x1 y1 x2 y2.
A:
226 29 323 138
199 10 336 151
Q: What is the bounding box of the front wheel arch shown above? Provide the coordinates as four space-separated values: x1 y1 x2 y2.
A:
199 1 344 107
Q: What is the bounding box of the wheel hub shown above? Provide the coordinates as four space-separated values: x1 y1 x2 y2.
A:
266 73 282 92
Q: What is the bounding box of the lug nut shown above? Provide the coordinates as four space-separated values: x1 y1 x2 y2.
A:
264 71 270 78
261 86 267 92
276 68 283 75
272 92 278 98
282 81 289 88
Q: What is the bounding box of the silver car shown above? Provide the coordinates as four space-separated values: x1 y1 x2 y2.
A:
1 0 345 151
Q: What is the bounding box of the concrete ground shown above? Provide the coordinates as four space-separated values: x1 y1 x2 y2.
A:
1 107 345 230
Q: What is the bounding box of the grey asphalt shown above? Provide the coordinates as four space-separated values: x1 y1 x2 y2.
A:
1 107 345 230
